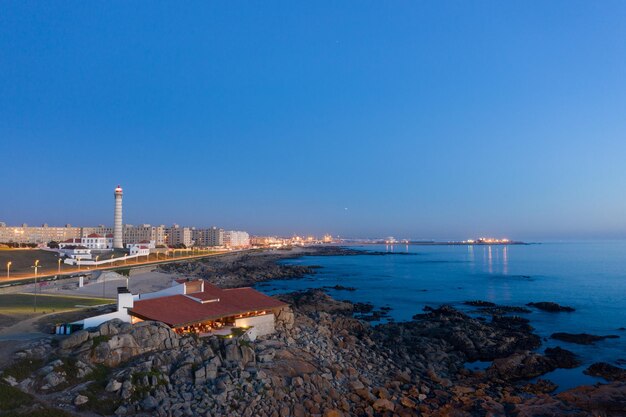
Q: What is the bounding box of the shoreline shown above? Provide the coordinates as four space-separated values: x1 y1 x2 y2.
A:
0 246 624 416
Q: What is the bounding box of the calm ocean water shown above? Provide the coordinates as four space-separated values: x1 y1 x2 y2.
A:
256 242 626 391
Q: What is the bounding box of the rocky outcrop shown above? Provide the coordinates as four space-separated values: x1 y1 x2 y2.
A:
59 319 183 367
3 286 624 417
487 347 579 381
584 362 626 381
551 332 620 345
375 305 541 378
527 302 575 312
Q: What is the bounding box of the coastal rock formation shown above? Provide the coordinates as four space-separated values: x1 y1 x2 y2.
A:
585 362 626 381
551 332 620 345
527 302 575 312
486 347 579 380
376 305 542 378
2 285 624 417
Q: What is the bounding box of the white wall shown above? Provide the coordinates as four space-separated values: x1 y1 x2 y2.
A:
235 313 275 340
135 283 185 300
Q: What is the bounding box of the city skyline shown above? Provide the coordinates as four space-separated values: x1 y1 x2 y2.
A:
2 2 626 240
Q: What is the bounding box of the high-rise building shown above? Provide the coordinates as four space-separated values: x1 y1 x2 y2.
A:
166 224 192 247
192 227 224 247
113 185 124 249
124 224 166 245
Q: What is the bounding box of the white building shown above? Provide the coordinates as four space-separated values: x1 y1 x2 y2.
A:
224 230 250 248
59 234 113 250
126 240 154 256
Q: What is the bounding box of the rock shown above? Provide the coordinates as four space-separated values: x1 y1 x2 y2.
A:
527 302 575 312
584 363 626 381
141 395 159 410
372 398 395 412
59 329 90 350
74 394 89 405
106 379 122 392
3 376 18 386
464 300 496 307
544 346 580 368
323 409 344 417
550 332 620 345
114 405 128 415
41 371 66 389
487 349 577 381
521 379 558 394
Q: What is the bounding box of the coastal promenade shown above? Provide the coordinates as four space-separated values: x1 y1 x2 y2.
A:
0 248 252 289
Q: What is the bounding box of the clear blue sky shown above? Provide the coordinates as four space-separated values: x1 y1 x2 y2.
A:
1 2 626 240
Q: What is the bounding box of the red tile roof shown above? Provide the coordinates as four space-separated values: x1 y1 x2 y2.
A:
129 282 287 327
87 233 103 238
62 238 82 243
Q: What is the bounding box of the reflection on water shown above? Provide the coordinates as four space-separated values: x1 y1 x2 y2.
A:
260 242 626 389
503 246 508 275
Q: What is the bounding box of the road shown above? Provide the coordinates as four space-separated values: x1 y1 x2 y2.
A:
0 248 250 288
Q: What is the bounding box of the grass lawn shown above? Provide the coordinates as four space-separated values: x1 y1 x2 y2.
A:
0 250 63 275
0 293 112 315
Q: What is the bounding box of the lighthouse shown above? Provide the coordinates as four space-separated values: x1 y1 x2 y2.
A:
113 185 124 249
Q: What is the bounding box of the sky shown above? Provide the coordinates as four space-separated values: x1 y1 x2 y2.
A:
1 2 626 240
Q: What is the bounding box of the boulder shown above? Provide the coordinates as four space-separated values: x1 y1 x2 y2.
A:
584 363 626 381
59 329 90 350
372 398 395 412
105 379 122 392
74 394 89 406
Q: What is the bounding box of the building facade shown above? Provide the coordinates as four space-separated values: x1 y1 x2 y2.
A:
166 224 193 247
192 227 224 247
0 224 81 244
224 230 250 248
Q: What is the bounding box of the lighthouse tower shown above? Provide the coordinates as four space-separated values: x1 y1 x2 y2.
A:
113 185 124 249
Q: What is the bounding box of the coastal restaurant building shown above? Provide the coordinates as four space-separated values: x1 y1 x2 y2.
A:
63 279 287 340
128 280 287 339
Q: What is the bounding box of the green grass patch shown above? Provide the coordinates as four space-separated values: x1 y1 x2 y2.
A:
76 364 120 415
0 294 111 315
129 368 167 402
2 357 44 381
0 382 73 417
2 409 75 417
0 381 33 411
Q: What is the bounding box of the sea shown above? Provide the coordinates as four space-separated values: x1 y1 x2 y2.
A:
255 242 626 391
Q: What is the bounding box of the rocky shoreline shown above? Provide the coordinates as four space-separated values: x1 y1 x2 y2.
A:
157 246 410 288
2 288 625 417
0 247 624 416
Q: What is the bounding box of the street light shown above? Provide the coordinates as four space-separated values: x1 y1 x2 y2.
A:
6 261 11 279
57 258 62 273
31 260 40 312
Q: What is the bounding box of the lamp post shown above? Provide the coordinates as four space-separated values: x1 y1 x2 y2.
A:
31 260 40 312
57 258 62 274
111 254 115 266
95 255 100 269
124 254 127 265
6 261 11 279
